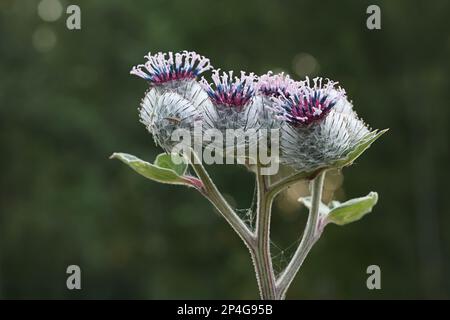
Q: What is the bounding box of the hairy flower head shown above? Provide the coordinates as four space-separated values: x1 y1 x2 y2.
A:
130 51 212 85
278 78 373 171
130 51 214 151
198 70 261 158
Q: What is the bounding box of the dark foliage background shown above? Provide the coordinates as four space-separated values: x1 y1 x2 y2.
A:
0 0 449 299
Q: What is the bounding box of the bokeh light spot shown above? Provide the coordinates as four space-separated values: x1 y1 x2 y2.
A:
292 53 319 77
37 0 63 22
32 26 57 52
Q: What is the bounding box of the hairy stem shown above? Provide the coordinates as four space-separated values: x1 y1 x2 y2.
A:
252 168 277 299
276 171 326 299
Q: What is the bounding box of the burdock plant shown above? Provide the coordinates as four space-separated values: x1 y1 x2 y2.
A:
111 51 387 300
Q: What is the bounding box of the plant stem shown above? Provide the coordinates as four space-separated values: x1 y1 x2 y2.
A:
275 171 326 299
188 151 255 249
252 168 277 299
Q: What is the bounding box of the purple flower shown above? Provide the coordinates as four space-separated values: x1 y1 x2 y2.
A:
130 51 212 85
274 77 346 126
200 70 256 111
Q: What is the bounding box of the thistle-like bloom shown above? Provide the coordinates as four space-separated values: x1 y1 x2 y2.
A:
131 51 212 151
276 77 371 171
200 70 259 130
130 51 212 85
199 70 261 159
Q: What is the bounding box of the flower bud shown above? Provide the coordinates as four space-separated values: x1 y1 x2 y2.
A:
131 51 213 152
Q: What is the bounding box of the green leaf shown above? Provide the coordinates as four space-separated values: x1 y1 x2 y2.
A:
110 152 190 186
326 192 378 226
298 196 330 216
333 129 388 168
154 153 187 176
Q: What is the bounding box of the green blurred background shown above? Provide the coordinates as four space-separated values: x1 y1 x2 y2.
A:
0 0 449 299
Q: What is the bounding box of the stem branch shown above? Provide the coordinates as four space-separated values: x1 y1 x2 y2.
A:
275 171 326 299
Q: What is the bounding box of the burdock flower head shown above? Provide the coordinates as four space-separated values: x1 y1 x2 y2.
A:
200 69 260 131
199 69 261 158
274 77 374 171
131 51 212 151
